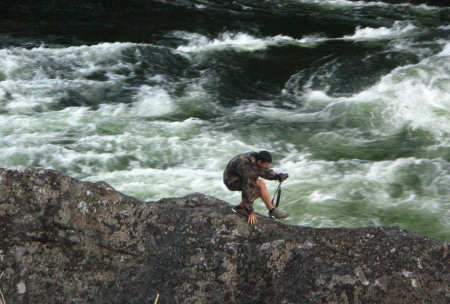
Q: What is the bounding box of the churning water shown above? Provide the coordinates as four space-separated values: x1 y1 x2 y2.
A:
0 0 449 240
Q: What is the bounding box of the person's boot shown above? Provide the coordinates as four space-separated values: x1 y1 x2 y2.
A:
269 208 289 219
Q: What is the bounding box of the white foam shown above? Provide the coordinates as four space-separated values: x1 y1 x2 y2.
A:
86 167 222 200
0 78 113 114
0 42 137 81
131 85 177 117
437 42 450 57
437 25 450 31
175 31 299 53
282 155 449 219
303 0 388 8
283 45 450 143
297 35 328 44
174 25 421 56
292 0 441 10
343 21 417 41
309 190 337 203
369 56 450 142
0 42 146 115
176 32 268 52
172 22 428 59
156 0 446 12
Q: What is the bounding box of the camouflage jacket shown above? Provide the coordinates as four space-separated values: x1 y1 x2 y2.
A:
223 152 280 214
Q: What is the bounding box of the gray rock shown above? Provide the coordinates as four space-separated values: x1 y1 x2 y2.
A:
0 168 448 303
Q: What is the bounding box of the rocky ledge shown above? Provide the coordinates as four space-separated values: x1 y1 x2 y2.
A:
0 168 448 303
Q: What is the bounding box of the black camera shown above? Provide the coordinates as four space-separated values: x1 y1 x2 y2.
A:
278 173 289 182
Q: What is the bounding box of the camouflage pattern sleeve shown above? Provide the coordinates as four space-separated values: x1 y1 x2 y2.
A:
259 168 279 181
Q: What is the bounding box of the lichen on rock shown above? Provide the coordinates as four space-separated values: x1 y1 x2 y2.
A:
0 168 448 303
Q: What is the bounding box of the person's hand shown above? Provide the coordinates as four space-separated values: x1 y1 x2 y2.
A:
248 213 257 225
278 173 289 182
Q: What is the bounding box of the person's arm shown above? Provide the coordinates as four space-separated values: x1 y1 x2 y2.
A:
260 168 278 180
260 168 289 182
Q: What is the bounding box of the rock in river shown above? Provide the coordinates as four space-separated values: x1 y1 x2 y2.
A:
0 168 448 303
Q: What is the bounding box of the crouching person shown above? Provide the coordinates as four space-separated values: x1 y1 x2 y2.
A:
223 151 289 225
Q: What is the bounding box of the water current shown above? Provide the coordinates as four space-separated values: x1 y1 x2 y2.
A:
0 0 449 240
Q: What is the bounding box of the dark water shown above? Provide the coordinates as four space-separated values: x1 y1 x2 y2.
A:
1 0 449 240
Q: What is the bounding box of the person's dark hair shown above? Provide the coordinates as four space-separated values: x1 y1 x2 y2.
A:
256 150 272 163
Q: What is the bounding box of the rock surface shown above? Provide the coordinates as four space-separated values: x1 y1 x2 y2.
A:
0 168 448 303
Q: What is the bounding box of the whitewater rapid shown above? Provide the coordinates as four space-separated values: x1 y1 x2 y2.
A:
0 0 449 240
